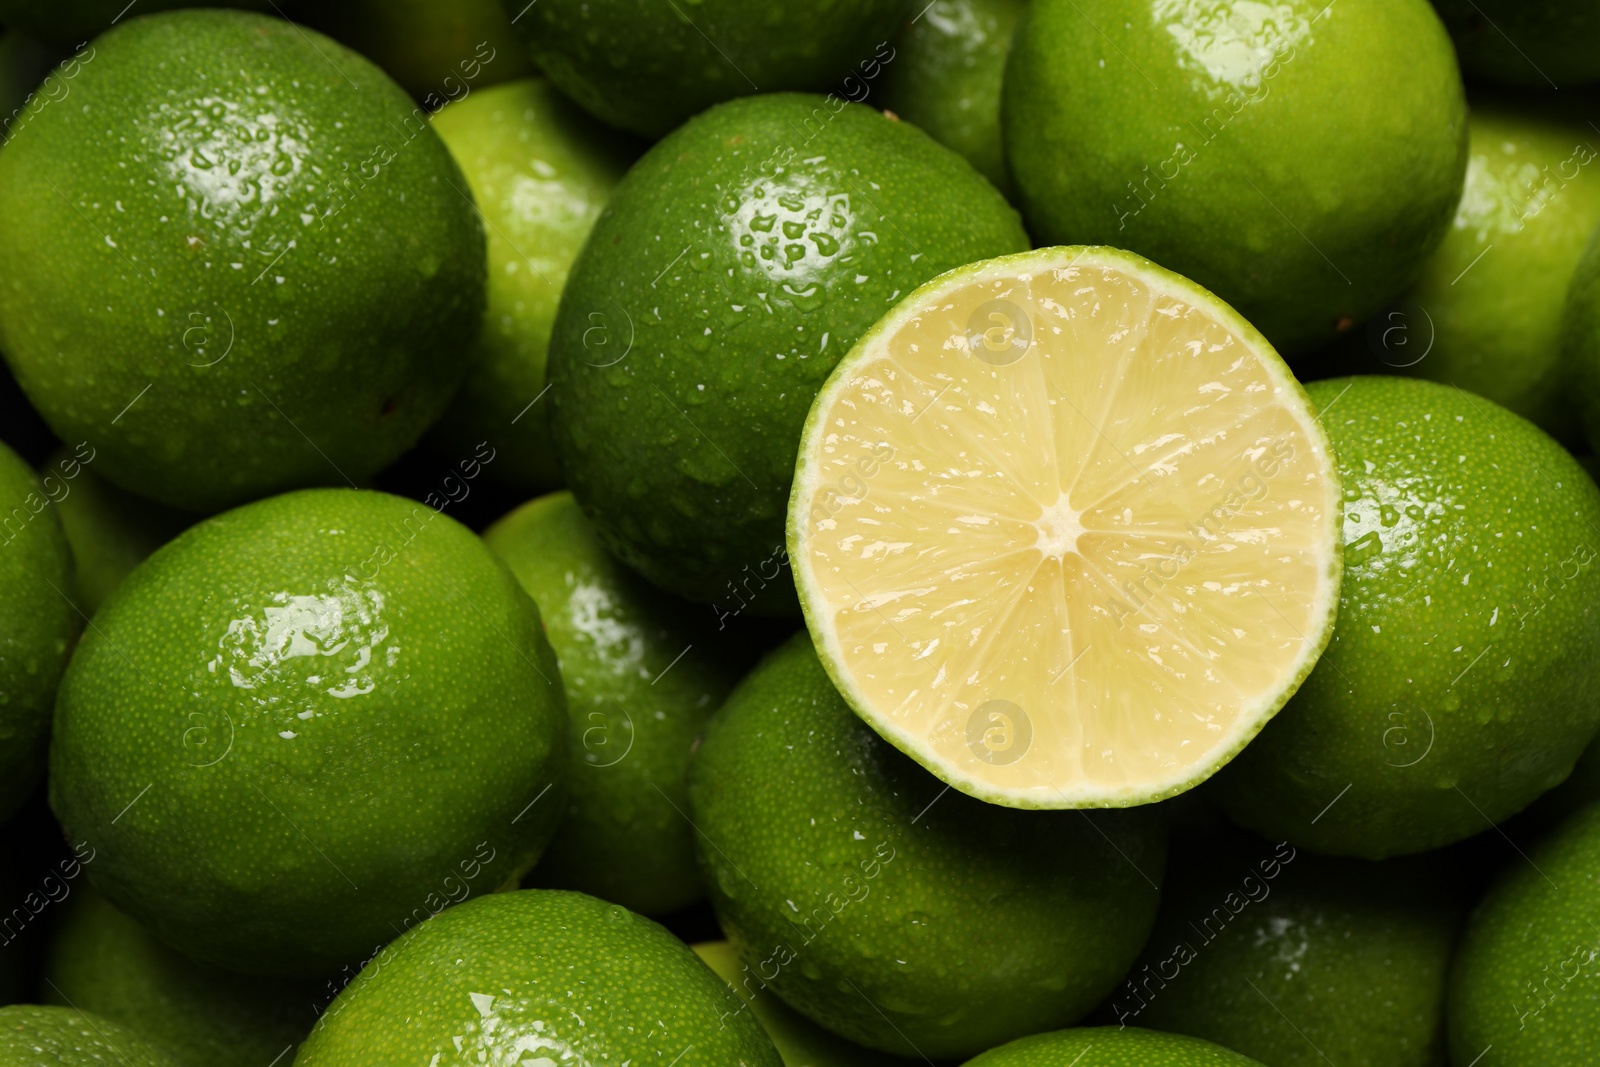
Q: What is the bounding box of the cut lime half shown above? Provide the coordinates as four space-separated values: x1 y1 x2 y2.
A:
789 247 1342 808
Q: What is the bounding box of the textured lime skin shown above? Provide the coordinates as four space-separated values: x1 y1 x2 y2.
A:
0 1005 177 1067
687 634 1166 1059
548 93 1028 609
693 941 903 1067
0 11 486 512
1433 1 1600 88
1128 844 1458 1065
1393 95 1600 442
44 447 190 617
879 0 1024 197
0 439 76 823
430 79 633 491
964 1027 1264 1066
1448 803 1600 1066
294 890 781 1066
298 0 529 103
508 0 909 137
49 488 567 976
1212 377 1600 857
0 0 268 48
484 492 742 914
43 889 321 1067
1004 0 1467 355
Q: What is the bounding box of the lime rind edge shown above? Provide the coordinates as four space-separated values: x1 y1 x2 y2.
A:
788 245 1344 810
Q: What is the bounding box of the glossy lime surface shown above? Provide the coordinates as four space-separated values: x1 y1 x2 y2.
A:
1004 0 1467 354
0 11 485 512
687 633 1166 1059
1214 377 1600 856
43 888 322 1067
0 1005 177 1067
294 890 781 1066
879 0 1023 196
547 92 1028 608
0 438 76 822
509 0 909 137
485 491 744 914
964 1027 1265 1066
1392 94 1600 441
50 488 566 976
1448 803 1600 1066
430 79 633 491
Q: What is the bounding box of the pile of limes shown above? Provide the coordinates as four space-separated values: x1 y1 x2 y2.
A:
0 1 1597 1065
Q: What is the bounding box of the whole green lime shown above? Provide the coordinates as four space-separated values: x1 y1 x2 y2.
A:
0 1005 177 1067
43 888 321 1067
548 92 1028 609
484 491 743 914
293 889 781 1066
964 1027 1264 1066
507 0 909 137
49 488 566 976
1448 802 1600 1066
298 0 529 104
1212 377 1600 857
1386 94 1600 441
0 438 76 823
694 941 903 1067
879 0 1024 197
43 446 190 617
1127 839 1458 1065
687 633 1166 1060
1004 0 1467 354
0 10 486 513
0 0 268 48
1433 0 1600 87
430 79 633 491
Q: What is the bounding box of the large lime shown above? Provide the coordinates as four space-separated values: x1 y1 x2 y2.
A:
1213 377 1600 856
43 888 321 1067
879 0 1024 196
0 1005 176 1067
1004 0 1467 354
964 1027 1264 1066
1386 93 1600 441
0 11 485 512
430 79 633 491
1433 1 1600 87
1448 802 1600 1066
507 0 909 137
548 92 1028 609
0 438 76 822
484 491 743 914
293 890 781 1066
687 633 1166 1060
1127 835 1458 1065
50 488 566 976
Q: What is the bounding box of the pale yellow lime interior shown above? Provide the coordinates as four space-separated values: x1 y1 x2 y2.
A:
795 255 1338 806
